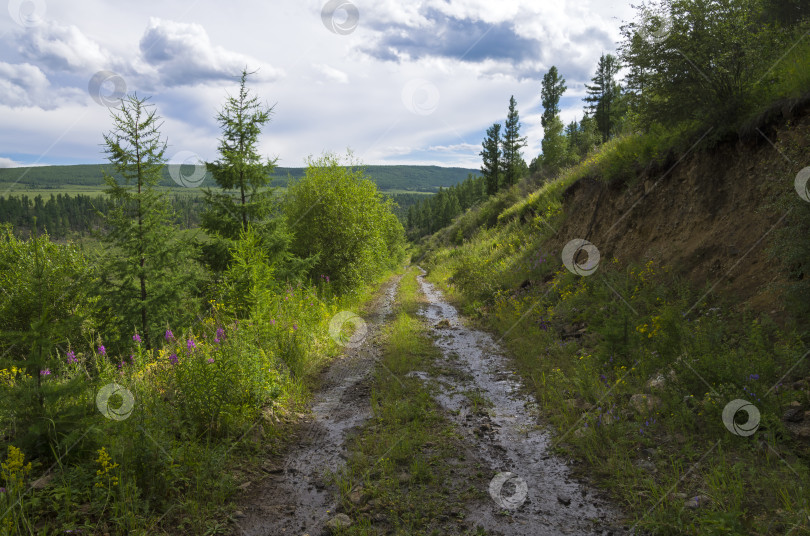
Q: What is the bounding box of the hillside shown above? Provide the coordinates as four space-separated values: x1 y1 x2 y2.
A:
0 164 477 192
417 102 810 533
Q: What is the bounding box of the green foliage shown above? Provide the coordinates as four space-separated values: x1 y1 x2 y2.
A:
203 69 277 238
284 152 405 292
620 0 796 135
96 94 200 351
480 122 502 196
584 53 624 142
540 66 569 173
502 95 528 188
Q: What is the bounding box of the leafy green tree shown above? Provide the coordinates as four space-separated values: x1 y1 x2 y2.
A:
480 123 502 196
284 152 405 291
203 69 277 239
540 66 569 172
620 0 787 132
584 53 623 142
97 94 198 350
502 96 528 188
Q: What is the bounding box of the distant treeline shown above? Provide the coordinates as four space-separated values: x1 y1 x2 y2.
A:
0 193 203 238
405 173 486 239
0 191 430 238
0 164 476 192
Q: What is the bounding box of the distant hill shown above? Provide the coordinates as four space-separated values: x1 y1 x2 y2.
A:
0 164 478 192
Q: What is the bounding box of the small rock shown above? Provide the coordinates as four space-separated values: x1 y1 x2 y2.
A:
325 513 352 532
684 495 710 509
557 493 572 506
671 492 687 501
237 481 252 491
645 373 666 391
233 510 246 519
30 473 54 490
348 488 364 505
634 459 657 473
435 319 451 329
783 407 804 423
630 394 662 414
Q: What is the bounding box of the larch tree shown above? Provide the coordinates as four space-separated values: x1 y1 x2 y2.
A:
98 94 197 350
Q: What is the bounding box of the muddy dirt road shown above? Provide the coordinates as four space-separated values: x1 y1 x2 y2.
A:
416 272 626 535
234 270 626 535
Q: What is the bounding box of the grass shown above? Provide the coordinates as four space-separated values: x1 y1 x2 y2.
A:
328 268 489 536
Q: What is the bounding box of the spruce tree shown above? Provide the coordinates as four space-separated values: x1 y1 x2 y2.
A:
480 123 502 196
502 96 528 188
203 69 277 239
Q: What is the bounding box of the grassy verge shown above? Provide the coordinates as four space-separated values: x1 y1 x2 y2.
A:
329 268 489 536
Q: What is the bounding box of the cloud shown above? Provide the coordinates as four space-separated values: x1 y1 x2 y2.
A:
0 156 24 168
18 21 110 71
0 62 52 108
314 64 349 84
362 8 540 65
138 18 284 87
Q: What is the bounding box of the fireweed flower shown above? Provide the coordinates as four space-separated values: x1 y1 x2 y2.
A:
40 369 51 376
165 330 174 341
98 345 106 356
207 358 214 364
133 333 141 344
66 350 77 364
187 339 196 351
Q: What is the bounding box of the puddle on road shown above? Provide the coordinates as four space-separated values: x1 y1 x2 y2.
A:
417 272 627 536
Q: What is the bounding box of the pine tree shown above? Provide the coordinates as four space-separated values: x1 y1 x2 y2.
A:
480 123 502 196
98 94 197 350
540 66 568 172
502 96 528 188
584 53 622 142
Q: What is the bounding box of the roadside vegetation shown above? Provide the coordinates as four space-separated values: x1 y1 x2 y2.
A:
0 72 405 534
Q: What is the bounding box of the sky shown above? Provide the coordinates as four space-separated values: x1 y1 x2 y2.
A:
0 0 636 171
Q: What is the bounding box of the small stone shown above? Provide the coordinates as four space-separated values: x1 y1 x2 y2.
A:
557 493 572 506
630 394 662 414
238 481 252 491
783 407 804 423
30 473 54 490
349 488 364 505
435 319 451 329
325 513 352 532
645 373 666 391
233 510 246 519
684 495 710 509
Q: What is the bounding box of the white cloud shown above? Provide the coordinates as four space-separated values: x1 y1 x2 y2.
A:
0 157 24 168
0 62 52 108
138 18 284 87
314 63 349 84
18 21 111 71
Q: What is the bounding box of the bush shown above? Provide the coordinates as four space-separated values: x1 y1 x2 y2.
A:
284 152 405 292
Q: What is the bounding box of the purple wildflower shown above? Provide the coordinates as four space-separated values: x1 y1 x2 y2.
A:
292 323 298 331
0 487 5 493
133 333 142 344
40 369 51 376
207 358 214 364
165 329 174 341
169 353 178 365
66 350 77 364
98 345 106 356
749 374 759 380
187 339 196 350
